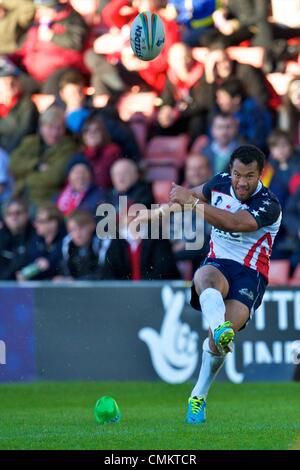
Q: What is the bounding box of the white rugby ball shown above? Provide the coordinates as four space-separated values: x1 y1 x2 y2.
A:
130 11 165 61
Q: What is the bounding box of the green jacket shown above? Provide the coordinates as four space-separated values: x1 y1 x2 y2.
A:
0 0 35 54
10 134 78 206
0 95 39 153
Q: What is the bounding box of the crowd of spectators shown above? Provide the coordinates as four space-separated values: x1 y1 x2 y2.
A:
0 0 300 282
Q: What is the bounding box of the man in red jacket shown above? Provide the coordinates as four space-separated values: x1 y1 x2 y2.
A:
11 0 88 93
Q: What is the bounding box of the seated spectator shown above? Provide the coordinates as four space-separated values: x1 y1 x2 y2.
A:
58 210 103 280
59 70 91 134
0 198 36 280
262 129 300 208
17 203 66 280
172 153 211 273
0 0 35 54
183 153 212 188
10 106 78 207
0 58 39 153
11 0 89 94
215 78 272 150
109 159 154 210
101 209 181 280
202 112 245 174
0 146 12 209
199 45 273 108
57 157 105 216
155 42 205 142
70 116 123 190
280 77 300 147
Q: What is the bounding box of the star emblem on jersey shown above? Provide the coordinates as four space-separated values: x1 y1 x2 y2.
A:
263 200 271 206
251 210 259 217
259 207 267 212
220 173 229 178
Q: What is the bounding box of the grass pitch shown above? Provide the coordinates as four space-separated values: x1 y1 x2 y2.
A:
0 381 299 450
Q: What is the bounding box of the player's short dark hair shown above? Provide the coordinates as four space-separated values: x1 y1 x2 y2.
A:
230 145 265 173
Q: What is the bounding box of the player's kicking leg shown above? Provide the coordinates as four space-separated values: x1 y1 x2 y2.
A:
186 265 249 424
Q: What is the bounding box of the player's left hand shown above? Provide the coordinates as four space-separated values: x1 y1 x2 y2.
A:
169 183 195 206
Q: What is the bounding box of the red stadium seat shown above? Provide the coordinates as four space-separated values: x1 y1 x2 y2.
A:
268 260 290 286
152 180 173 204
289 264 300 286
145 134 189 168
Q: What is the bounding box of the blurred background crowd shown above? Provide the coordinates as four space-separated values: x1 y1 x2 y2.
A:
0 0 300 284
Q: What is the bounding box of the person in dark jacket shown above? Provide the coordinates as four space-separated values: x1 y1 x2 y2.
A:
109 159 154 211
101 210 181 281
0 58 39 153
58 210 103 280
17 203 66 280
56 156 105 216
0 198 36 280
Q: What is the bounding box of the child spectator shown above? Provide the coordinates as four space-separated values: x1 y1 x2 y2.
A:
202 112 245 174
17 203 66 280
216 78 272 150
0 57 39 152
10 106 78 207
263 129 300 208
57 157 105 216
0 198 36 280
58 210 103 280
59 70 91 134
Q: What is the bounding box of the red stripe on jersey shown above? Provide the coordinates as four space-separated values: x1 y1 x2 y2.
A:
244 232 272 278
209 240 216 258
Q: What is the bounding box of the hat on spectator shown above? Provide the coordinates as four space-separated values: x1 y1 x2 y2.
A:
0 57 20 78
65 155 94 177
34 0 60 7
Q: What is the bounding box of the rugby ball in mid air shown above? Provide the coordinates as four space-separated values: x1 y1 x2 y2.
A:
130 11 165 61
